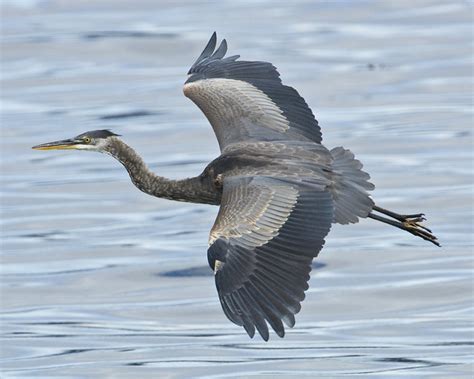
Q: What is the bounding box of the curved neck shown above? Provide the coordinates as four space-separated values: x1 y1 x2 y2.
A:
104 137 219 205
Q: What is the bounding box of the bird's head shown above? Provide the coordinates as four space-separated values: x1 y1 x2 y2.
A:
32 130 121 153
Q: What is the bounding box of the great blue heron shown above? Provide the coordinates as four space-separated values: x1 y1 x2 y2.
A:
33 33 439 341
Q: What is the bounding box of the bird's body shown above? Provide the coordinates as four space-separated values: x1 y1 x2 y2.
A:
33 33 439 341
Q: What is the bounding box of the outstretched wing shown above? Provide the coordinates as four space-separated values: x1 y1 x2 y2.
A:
184 32 322 151
208 175 333 340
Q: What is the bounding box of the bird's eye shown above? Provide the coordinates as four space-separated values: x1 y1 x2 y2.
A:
83 137 91 144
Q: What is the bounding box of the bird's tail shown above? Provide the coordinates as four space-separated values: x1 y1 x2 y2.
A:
329 146 375 224
368 205 440 246
329 146 439 246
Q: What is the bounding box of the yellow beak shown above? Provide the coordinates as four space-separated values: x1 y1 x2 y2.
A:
32 139 78 150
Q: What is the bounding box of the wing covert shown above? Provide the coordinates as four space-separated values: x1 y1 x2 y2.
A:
184 33 322 151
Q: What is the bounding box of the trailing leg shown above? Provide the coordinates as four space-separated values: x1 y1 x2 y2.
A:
368 205 440 247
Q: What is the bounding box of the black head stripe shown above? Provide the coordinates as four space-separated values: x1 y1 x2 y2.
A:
76 130 121 139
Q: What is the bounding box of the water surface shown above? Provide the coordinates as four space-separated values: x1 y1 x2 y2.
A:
1 0 473 377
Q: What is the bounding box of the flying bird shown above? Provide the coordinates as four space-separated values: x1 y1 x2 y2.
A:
33 33 439 341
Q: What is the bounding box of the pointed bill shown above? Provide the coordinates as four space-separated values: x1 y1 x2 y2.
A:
32 139 77 150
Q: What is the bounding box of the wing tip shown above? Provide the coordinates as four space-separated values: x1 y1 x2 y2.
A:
243 321 256 338
244 319 287 341
188 32 234 75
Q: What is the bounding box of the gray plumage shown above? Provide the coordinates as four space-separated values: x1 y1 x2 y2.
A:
32 32 439 342
105 137 220 205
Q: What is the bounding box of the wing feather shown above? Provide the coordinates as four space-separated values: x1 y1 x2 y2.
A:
188 32 217 74
184 33 322 150
208 175 333 340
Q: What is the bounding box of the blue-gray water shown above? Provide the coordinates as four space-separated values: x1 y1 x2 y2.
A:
1 0 473 377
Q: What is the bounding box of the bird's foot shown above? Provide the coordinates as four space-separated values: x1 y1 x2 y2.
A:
400 212 425 221
401 214 428 231
401 216 440 247
370 205 440 247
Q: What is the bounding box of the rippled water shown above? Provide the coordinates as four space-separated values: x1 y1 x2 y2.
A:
1 0 473 377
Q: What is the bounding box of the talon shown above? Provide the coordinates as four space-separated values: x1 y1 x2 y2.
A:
402 220 419 228
403 218 431 233
403 215 425 223
403 221 430 234
402 212 425 219
403 222 439 246
418 224 432 233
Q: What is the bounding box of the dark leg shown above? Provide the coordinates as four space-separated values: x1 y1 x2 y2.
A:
372 205 425 221
372 205 433 233
369 206 440 247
